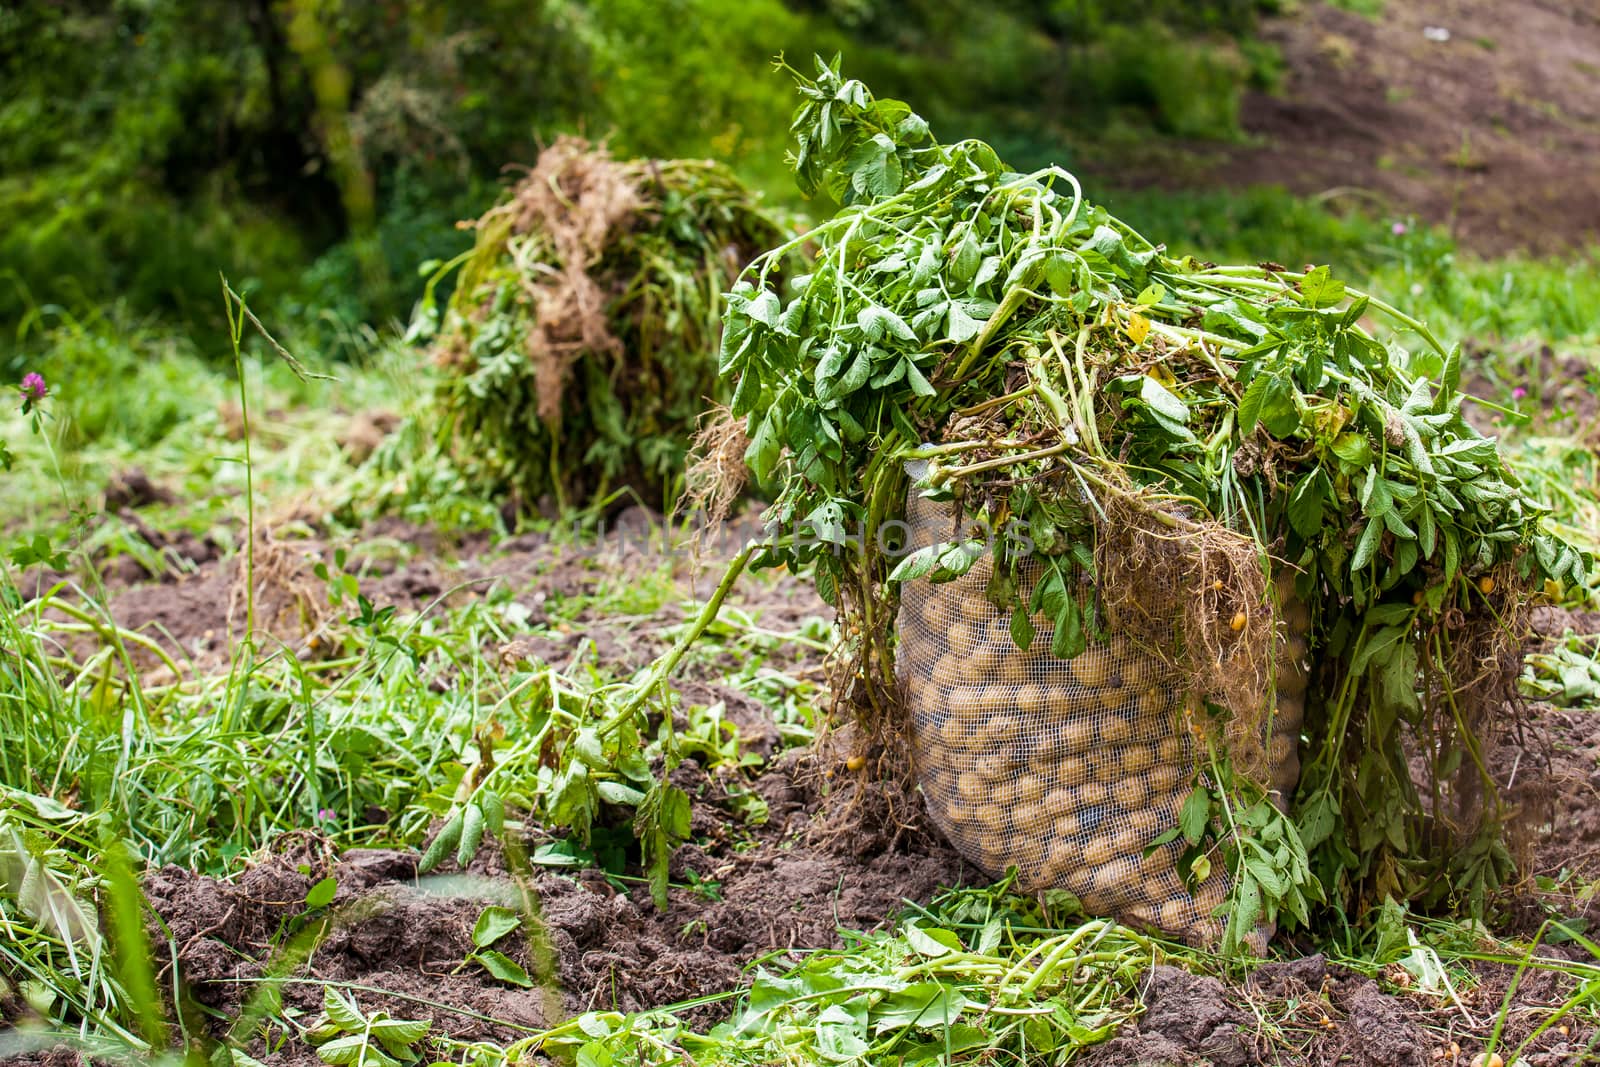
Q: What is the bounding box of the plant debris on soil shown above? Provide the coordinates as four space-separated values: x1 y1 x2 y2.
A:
137 746 970 1065
7 505 1600 1065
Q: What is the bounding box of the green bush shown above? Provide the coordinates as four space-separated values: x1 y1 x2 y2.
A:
0 0 591 335
0 0 1283 339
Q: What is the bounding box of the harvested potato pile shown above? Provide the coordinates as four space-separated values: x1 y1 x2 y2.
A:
711 58 1588 951
899 493 1309 943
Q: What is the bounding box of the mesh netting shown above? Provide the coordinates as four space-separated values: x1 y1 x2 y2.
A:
895 493 1308 944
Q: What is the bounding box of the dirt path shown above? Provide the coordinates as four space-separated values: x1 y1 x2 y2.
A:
1104 0 1600 254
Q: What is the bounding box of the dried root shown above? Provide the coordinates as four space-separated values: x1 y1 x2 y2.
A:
1094 492 1276 781
680 404 750 532
1423 560 1537 858
225 527 332 648
459 137 641 424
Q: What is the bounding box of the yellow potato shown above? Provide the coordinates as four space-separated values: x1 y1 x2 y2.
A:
1014 855 1050 891
961 644 1030 684
962 640 1007 674
1041 786 1074 815
1120 902 1163 933
1097 713 1135 745
919 770 956 801
1275 695 1305 731
979 692 1029 724
1111 636 1162 688
1120 743 1156 775
974 752 1012 781
1134 843 1177 879
1268 731 1298 768
943 798 976 825
1158 897 1200 933
1192 867 1229 911
1137 687 1174 718
1050 753 1090 784
957 771 987 801
1285 635 1310 668
946 617 980 651
1112 776 1150 808
1011 651 1047 685
1070 646 1113 688
1156 735 1189 767
1146 765 1187 796
917 593 947 630
978 716 1023 747
1011 682 1046 715
930 655 967 688
990 778 1021 809
940 683 991 717
1011 801 1047 834
1079 781 1109 806
1016 773 1046 805
1124 808 1169 845
1041 840 1078 883
1095 684 1131 712
1273 661 1308 691
1107 632 1135 660
1147 865 1190 900
946 735 980 763
1282 597 1311 636
1082 835 1116 867
974 614 1007 644
899 633 941 669
1047 715 1098 753
975 839 1011 875
1089 855 1141 895
935 716 968 749
976 804 1008 833
907 705 943 737
1026 742 1058 777
1120 806 1171 838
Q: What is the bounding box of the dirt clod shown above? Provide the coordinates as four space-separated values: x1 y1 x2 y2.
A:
1081 966 1252 1067
1331 977 1430 1067
104 467 175 511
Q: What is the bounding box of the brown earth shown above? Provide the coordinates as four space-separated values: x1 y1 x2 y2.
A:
1461 342 1600 440
1522 604 1600 902
10 509 1600 1065
131 751 973 1067
16 504 816 685
1103 0 1600 255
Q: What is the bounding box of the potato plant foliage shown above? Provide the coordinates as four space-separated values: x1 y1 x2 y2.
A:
721 58 1588 934
415 138 790 512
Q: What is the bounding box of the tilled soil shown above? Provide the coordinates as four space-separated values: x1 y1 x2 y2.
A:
1099 0 1600 255
1522 606 1600 904
137 751 972 1066
12 510 1600 1065
18 504 818 684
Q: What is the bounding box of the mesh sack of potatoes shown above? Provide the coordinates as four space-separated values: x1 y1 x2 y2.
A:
895 492 1309 945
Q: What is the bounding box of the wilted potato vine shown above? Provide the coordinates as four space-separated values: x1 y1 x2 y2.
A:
707 57 1588 934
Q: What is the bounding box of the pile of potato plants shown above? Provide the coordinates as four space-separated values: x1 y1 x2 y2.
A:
707 58 1589 949
415 137 790 512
